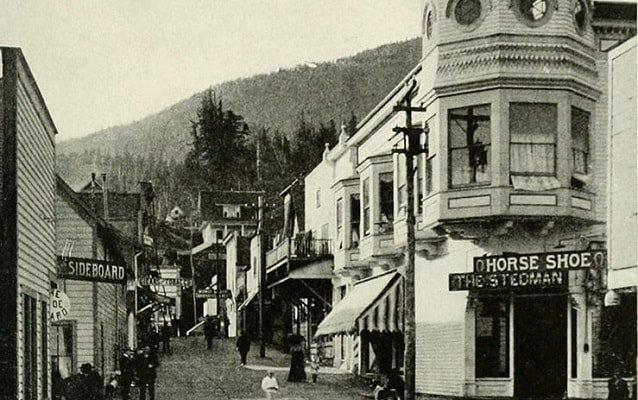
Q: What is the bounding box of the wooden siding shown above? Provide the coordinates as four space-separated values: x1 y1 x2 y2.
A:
56 192 129 377
416 321 465 395
14 52 56 400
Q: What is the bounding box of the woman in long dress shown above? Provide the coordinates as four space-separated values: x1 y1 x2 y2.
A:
287 335 306 382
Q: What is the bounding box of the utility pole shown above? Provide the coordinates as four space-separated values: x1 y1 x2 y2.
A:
258 195 267 357
393 79 428 400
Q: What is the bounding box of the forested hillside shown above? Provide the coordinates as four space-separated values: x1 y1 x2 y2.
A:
57 38 421 219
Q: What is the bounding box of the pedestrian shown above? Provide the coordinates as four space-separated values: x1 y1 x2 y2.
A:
287 334 306 382
203 316 216 349
80 363 103 400
261 370 279 400
310 355 320 383
136 346 159 400
609 369 629 400
119 349 136 400
148 328 161 354
236 331 251 366
160 322 172 353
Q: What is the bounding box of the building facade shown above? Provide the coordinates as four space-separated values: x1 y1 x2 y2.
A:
0 48 57 400
54 177 133 383
314 1 636 398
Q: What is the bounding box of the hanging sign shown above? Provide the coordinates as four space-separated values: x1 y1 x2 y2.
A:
195 288 231 299
50 289 70 322
138 277 193 287
449 250 606 291
57 256 127 284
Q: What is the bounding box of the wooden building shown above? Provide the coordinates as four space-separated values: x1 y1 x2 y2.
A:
0 47 57 400
53 177 134 384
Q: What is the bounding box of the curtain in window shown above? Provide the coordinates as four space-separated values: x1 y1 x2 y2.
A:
510 103 557 175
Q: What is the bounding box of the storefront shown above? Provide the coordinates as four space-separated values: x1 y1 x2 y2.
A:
440 248 629 399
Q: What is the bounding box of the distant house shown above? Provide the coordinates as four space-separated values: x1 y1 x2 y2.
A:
0 47 57 400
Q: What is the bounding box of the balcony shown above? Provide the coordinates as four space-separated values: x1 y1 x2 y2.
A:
266 232 334 285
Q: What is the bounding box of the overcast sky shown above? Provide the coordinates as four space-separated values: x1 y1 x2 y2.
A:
1 1 421 141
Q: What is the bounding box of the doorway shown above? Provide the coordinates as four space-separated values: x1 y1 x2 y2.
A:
514 294 567 399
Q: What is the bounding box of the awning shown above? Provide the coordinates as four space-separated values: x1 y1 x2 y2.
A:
511 176 560 191
237 290 259 311
315 271 402 337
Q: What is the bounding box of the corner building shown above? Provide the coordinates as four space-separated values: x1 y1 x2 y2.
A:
315 0 636 398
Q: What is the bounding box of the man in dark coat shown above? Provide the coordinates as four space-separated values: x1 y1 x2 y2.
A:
119 349 135 400
160 322 172 353
608 370 629 400
80 363 103 400
203 316 216 349
236 331 251 366
136 346 159 400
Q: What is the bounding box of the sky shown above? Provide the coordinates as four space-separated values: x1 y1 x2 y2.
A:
1 1 422 142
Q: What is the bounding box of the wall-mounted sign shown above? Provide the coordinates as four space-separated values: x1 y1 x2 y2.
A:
50 289 70 321
473 250 606 273
449 270 567 291
195 289 231 299
449 250 607 291
57 256 127 284
138 277 193 287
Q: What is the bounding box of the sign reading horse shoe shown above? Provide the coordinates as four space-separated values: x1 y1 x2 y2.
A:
57 256 127 284
50 289 70 322
449 249 606 291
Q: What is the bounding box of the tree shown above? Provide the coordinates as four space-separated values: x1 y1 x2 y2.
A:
186 89 252 191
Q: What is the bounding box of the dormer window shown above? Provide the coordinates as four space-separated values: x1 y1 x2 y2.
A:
449 105 491 187
573 0 588 32
455 0 481 25
513 0 555 27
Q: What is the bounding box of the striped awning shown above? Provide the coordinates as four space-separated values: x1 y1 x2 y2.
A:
314 271 402 337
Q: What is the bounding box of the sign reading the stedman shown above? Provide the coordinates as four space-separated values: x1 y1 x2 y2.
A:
57 256 127 284
449 249 606 291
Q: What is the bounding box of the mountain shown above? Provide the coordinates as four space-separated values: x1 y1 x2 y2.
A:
57 38 421 191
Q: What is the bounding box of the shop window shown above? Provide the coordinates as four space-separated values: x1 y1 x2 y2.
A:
475 297 510 378
23 294 38 400
350 194 361 248
52 323 75 380
379 172 394 234
571 107 590 176
336 198 343 250
593 293 637 377
363 178 371 237
510 103 557 176
449 105 491 186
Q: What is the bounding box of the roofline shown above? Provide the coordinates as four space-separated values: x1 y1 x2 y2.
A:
2 47 58 136
56 175 136 246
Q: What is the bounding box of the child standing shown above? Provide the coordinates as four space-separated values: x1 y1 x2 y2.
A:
310 355 320 383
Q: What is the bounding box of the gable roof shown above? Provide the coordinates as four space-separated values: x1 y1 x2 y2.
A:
56 175 135 247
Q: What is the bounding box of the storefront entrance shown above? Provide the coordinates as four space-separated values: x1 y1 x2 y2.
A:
514 294 567 398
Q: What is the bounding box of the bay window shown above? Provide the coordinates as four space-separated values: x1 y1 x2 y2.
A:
379 172 394 233
350 193 360 247
363 179 370 236
397 154 407 217
571 107 590 175
336 198 343 250
510 103 557 176
449 105 491 186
